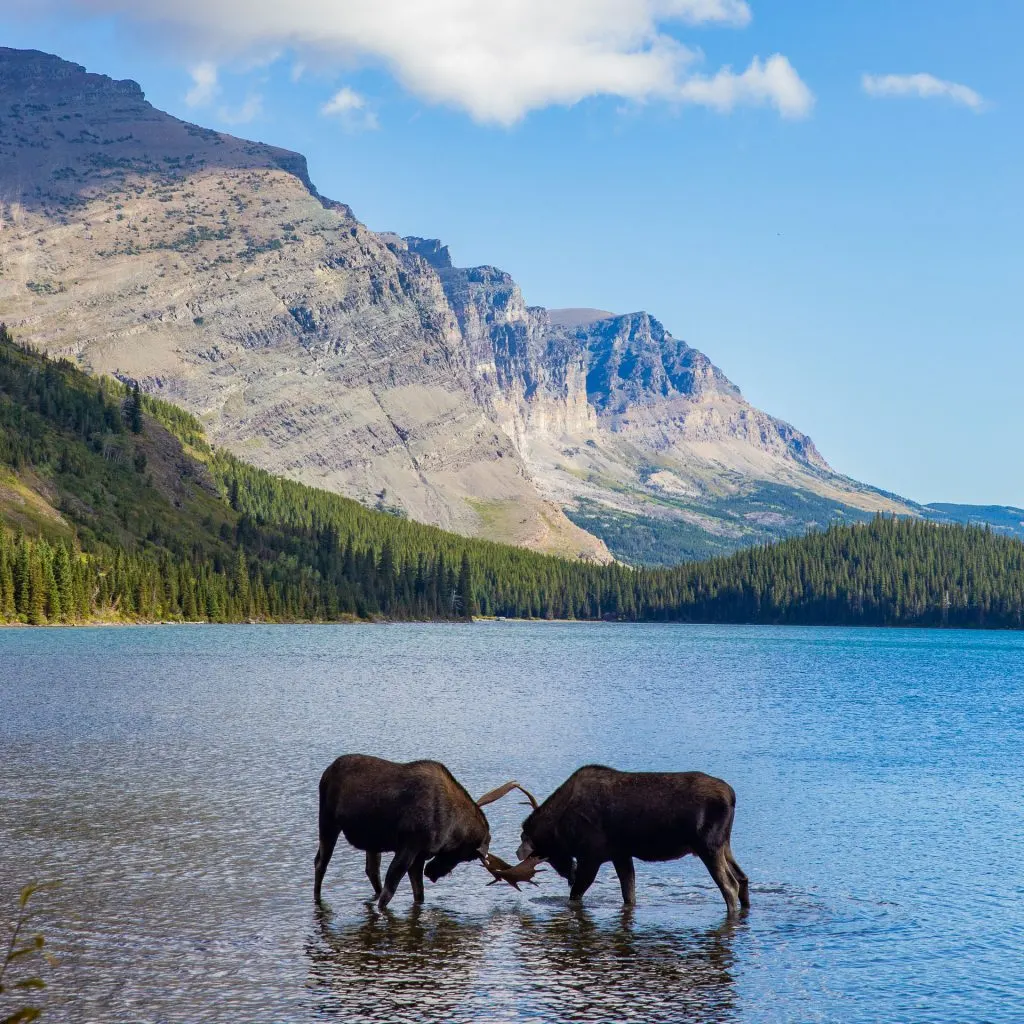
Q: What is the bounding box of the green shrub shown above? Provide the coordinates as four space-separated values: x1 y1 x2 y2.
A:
0 882 59 1024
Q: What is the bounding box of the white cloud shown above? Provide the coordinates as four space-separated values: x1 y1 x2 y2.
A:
861 73 985 112
321 87 379 131
678 54 813 118
185 61 219 107
218 93 264 124
662 0 752 25
41 0 812 124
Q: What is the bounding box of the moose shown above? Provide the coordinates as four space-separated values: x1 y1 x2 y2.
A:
314 754 530 909
511 765 750 914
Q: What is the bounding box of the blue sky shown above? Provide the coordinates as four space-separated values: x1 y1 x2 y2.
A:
3 1 1021 506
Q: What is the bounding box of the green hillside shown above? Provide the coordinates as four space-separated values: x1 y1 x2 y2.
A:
0 325 478 622
566 483 877 566
1 325 1023 629
653 516 1024 628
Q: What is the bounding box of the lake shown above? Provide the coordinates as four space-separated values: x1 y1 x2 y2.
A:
1 623 1022 1023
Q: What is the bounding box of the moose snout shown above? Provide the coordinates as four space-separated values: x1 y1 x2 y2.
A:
516 839 533 861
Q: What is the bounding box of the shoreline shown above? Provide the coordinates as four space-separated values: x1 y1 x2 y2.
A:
1 617 1021 633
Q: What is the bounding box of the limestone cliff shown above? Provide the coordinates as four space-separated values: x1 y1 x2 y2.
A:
401 234 907 558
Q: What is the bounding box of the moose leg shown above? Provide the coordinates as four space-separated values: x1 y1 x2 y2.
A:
313 822 341 902
407 852 428 904
612 856 636 905
568 859 601 902
700 848 740 916
378 849 416 910
726 846 750 909
365 851 383 898
548 852 576 886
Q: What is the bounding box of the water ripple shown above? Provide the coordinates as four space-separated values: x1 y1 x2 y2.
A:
1 623 1022 1023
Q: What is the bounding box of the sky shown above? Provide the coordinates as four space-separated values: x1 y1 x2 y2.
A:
2 0 1021 507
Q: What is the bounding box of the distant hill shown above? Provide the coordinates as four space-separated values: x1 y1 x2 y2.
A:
2 325 1023 629
925 503 1024 540
661 516 1024 629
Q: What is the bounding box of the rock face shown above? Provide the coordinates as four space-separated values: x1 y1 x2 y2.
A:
0 48 915 563
398 234 910 558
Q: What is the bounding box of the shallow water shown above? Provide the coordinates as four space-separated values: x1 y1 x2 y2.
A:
1 623 1022 1022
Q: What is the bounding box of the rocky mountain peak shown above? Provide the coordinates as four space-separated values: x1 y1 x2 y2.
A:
404 236 453 269
0 47 144 104
575 311 740 414
402 240 743 414
0 45 915 565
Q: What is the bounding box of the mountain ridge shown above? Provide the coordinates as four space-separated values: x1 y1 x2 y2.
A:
0 46 965 563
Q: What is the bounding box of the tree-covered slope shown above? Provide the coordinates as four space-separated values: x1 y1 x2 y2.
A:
0 325 481 622
2 325 1023 629
654 516 1024 628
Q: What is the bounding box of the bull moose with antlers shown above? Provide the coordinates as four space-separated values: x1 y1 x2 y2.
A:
510 765 750 914
314 754 535 909
315 756 746 913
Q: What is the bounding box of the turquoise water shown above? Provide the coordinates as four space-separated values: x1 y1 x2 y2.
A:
1 623 1022 1023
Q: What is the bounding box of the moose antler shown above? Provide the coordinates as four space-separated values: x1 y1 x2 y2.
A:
479 852 546 891
475 780 544 892
476 780 540 810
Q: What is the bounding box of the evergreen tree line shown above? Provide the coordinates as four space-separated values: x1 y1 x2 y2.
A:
205 429 1024 627
3 325 1024 629
0 523 476 624
647 515 1024 629
0 325 475 623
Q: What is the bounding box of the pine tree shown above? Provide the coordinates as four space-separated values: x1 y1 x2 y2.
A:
53 543 73 622
0 559 14 621
126 383 143 434
28 554 46 625
233 549 251 618
458 553 476 619
14 539 31 619
43 555 61 623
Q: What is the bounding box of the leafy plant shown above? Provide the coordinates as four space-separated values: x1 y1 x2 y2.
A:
0 882 59 1024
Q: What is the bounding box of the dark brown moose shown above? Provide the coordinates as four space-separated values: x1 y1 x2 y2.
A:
512 765 750 914
314 754 525 909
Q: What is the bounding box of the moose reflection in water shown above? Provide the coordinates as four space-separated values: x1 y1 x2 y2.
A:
518 907 741 1024
308 903 488 1023
307 903 740 1024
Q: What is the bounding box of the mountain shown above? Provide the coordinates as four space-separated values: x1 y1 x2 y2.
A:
3 327 1022 630
0 47 928 563
404 234 921 561
0 48 612 562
